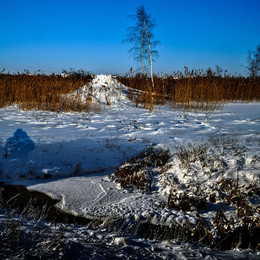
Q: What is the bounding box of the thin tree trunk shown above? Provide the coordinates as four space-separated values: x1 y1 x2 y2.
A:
149 46 154 90
141 44 145 75
141 27 146 76
145 27 154 91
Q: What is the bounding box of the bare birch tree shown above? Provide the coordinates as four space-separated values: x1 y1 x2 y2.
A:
124 5 159 89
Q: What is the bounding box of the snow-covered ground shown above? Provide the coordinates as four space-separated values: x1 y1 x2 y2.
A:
1 208 259 259
0 75 259 258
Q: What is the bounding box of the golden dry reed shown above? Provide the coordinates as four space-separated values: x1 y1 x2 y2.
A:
1 69 260 113
0 73 92 112
118 68 260 111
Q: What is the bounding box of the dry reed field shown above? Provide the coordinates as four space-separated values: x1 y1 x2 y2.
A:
1 70 259 113
118 69 260 111
0 73 92 112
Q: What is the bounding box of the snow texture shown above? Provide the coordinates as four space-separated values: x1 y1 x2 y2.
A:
0 74 259 258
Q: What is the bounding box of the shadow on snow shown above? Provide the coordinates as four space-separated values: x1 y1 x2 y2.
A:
4 128 35 157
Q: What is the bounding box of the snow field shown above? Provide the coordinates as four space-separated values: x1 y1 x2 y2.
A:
0 75 259 251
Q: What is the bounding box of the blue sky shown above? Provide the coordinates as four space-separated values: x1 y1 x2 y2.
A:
1 0 259 75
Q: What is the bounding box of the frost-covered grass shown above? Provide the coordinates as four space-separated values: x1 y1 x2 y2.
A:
0 204 259 260
112 141 260 250
113 147 171 192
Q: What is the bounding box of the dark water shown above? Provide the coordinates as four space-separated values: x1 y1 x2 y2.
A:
0 182 91 225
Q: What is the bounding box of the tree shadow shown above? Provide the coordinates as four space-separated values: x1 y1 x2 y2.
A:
4 129 35 158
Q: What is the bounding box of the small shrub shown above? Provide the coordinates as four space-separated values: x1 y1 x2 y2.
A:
176 144 209 171
114 147 171 192
167 190 207 211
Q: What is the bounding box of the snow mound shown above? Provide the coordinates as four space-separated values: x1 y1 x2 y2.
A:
68 74 128 107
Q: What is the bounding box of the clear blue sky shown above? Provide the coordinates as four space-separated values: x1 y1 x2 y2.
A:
1 0 259 75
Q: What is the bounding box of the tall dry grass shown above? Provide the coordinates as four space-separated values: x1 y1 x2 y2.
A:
118 68 260 111
0 73 92 112
1 69 259 113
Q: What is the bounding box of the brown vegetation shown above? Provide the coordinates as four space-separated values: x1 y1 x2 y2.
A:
113 147 171 192
118 68 260 111
113 144 260 250
1 68 260 113
0 73 92 112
